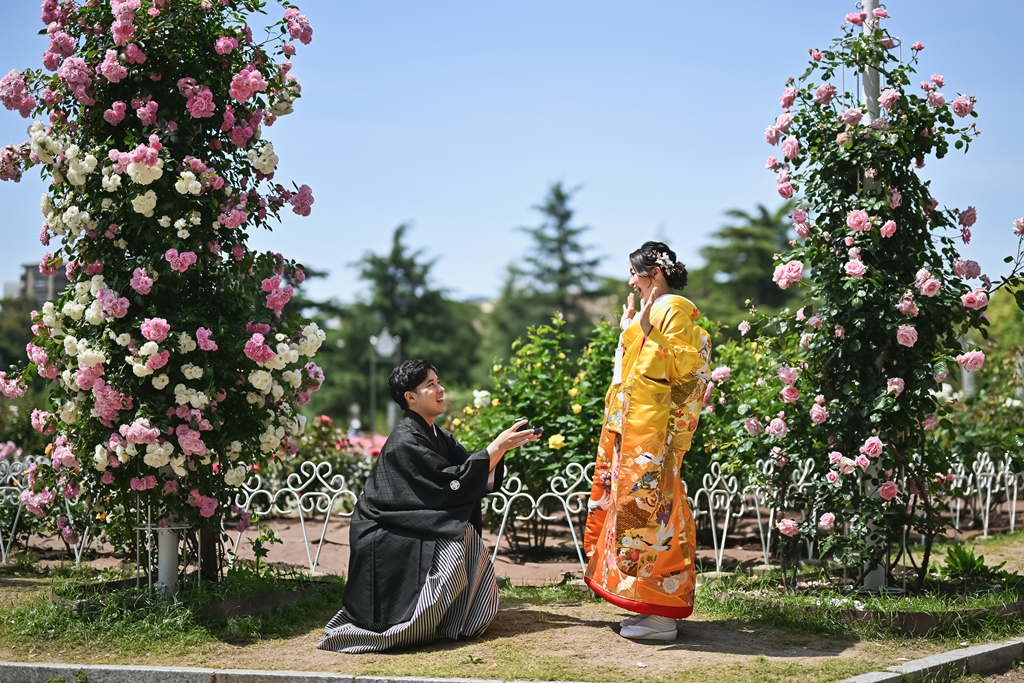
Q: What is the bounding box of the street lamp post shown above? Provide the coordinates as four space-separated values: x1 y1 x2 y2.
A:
368 328 401 435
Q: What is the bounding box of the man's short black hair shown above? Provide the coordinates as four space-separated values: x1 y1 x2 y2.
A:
388 359 439 410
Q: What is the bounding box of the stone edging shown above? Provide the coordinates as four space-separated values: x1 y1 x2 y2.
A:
2 639 1023 683
838 635 1024 682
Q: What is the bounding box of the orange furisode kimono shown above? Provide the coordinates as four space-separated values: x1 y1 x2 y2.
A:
583 295 712 619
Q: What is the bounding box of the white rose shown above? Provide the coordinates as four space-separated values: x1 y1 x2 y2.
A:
178 333 197 353
131 190 157 217
93 444 108 471
85 300 105 326
224 465 248 488
139 341 159 356
152 374 169 390
132 362 154 377
101 173 122 192
77 348 106 367
116 333 132 346
158 215 172 228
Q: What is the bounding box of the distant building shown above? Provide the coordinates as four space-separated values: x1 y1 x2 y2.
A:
3 263 70 306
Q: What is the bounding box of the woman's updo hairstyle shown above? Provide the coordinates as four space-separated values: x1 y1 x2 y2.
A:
629 241 688 290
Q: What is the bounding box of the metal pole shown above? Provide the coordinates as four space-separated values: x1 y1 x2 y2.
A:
860 0 887 593
860 0 880 124
369 355 376 436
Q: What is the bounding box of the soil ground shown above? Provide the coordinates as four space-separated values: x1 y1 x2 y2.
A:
4 507 1022 682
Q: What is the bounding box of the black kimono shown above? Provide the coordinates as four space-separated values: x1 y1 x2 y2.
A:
319 411 504 651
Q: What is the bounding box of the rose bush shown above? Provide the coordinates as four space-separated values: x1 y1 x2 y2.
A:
0 0 324 559
451 314 617 549
735 5 1024 584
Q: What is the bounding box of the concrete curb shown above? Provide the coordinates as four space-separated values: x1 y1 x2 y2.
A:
0 663 597 683
838 635 1024 682
2 639 1022 683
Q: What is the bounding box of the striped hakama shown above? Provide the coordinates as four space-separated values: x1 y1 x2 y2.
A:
317 525 498 653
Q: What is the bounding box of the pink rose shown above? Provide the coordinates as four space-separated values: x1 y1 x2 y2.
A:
825 471 839 484
710 367 731 382
819 513 836 530
743 416 763 436
845 12 865 25
961 227 972 244
780 386 800 404
766 417 789 437
814 83 836 105
956 350 985 372
836 132 852 145
911 42 924 51
738 320 751 336
781 135 800 159
772 260 804 290
777 518 799 537
777 366 798 385
1014 218 1024 236
928 91 946 108
931 74 945 87
140 317 170 342
878 89 900 110
766 156 778 169
846 209 871 232
898 293 919 317
958 206 977 228
855 454 870 472
961 289 988 311
779 87 797 109
896 325 918 347
811 50 823 62
918 278 941 297
921 414 939 430
951 95 974 118
860 436 884 458
809 404 828 425
775 113 793 133
953 259 981 279
777 182 794 199
880 220 897 238
878 481 899 501
887 377 905 397
844 259 866 278
873 8 889 18
764 126 782 146
130 267 153 294
828 451 843 465
841 108 863 126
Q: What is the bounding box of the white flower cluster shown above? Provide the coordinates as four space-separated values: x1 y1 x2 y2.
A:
63 144 99 186
132 190 157 217
223 464 248 487
181 363 203 380
178 332 198 353
247 143 279 175
143 442 176 468
28 121 65 163
101 166 122 192
127 158 163 185
174 383 209 409
174 171 203 195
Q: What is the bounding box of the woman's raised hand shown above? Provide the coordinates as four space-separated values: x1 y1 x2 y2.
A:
620 292 635 331
638 290 655 336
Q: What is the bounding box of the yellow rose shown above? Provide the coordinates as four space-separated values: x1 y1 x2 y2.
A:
572 404 582 414
463 406 474 415
549 434 566 450
492 364 501 372
516 358 523 365
568 387 578 397
491 398 500 407
452 418 462 427
558 352 566 360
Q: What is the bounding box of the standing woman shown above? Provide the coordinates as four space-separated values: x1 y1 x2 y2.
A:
583 241 712 641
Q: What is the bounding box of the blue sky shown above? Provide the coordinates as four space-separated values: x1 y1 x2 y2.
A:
1 1 1021 306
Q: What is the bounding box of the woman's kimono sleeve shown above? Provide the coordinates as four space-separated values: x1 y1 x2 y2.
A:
633 305 704 388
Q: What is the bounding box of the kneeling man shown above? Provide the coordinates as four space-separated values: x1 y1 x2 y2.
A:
318 359 538 653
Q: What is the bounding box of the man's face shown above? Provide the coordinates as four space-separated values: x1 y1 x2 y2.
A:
406 369 446 421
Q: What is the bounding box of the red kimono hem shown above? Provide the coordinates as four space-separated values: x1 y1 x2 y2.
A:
585 577 694 619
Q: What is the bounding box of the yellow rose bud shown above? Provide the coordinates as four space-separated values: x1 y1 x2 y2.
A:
516 358 523 365
491 398 500 407
572 404 582 414
558 352 566 360
548 434 566 450
568 387 578 397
